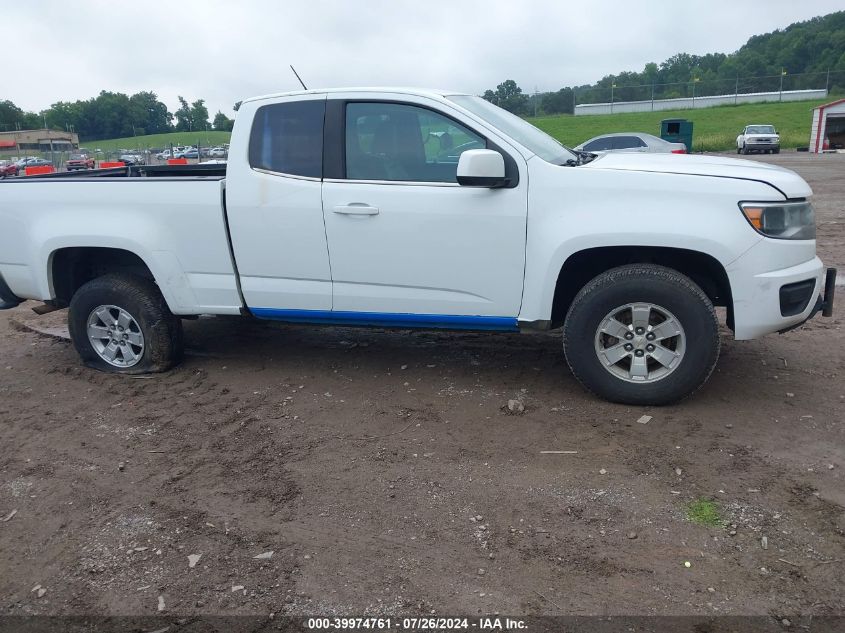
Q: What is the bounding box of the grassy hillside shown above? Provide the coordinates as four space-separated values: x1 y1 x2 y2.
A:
80 131 231 153
528 97 839 152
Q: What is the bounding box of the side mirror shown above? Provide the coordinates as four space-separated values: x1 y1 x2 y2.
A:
457 149 507 187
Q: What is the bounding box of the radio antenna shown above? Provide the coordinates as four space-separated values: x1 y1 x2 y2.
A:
290 65 308 90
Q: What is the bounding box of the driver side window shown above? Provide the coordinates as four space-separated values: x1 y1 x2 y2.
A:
345 102 485 183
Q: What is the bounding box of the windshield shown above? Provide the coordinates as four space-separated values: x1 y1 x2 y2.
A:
448 95 577 165
746 125 776 134
70 154 87 160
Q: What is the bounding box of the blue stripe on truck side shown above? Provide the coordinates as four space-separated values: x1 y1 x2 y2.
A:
249 308 519 331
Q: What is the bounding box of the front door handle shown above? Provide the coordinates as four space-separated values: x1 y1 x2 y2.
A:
333 204 379 216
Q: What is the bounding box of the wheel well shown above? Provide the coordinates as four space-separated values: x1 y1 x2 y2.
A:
50 247 155 307
551 246 733 329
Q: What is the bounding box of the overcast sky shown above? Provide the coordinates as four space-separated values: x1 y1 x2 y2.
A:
6 1 844 118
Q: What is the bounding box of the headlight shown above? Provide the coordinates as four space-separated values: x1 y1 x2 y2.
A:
740 201 815 240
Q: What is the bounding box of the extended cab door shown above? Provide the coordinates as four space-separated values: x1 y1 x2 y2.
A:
225 94 333 312
320 95 528 325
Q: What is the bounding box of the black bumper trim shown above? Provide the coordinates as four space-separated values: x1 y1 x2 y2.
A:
778 267 836 333
0 274 22 309
821 267 836 318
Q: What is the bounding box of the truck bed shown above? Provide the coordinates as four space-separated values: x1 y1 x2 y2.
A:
0 173 241 315
1 163 227 180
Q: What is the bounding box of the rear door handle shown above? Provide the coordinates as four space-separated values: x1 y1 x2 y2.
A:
333 204 379 216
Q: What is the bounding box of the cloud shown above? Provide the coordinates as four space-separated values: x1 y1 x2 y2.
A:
4 0 842 117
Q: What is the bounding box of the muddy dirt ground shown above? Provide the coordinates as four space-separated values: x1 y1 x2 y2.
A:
0 153 843 623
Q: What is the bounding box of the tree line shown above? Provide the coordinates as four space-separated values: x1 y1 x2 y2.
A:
0 91 237 141
484 10 845 116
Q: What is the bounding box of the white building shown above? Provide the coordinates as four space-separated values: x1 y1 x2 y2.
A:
809 98 845 153
574 89 828 116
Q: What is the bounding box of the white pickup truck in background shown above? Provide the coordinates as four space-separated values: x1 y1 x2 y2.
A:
737 124 781 154
0 88 836 404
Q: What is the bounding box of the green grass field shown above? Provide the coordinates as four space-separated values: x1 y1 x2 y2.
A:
528 97 840 152
80 131 232 153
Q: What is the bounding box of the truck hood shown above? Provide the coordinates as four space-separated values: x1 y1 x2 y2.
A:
584 153 812 199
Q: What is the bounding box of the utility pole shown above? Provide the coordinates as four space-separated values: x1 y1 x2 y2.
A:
610 83 616 113
692 77 699 107
826 68 830 94
780 68 786 101
534 86 538 117
735 76 739 105
651 83 655 111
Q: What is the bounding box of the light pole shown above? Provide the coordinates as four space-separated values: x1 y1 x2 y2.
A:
692 77 700 107
610 83 616 113
780 68 787 101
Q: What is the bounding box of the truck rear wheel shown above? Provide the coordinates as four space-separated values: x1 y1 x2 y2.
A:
68 273 183 374
563 265 720 405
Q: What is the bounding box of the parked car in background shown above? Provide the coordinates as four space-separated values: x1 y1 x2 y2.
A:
66 153 95 171
173 146 196 159
737 125 780 154
15 157 52 171
156 147 190 160
208 147 227 158
181 148 199 159
118 153 144 166
575 133 687 154
0 160 19 177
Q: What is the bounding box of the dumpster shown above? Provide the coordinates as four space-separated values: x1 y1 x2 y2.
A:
660 118 693 153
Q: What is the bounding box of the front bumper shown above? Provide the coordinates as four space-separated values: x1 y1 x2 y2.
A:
0 273 23 309
745 142 780 151
730 252 835 339
779 267 837 332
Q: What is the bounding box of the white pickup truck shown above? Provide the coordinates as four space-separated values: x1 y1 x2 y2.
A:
736 124 781 154
0 88 836 405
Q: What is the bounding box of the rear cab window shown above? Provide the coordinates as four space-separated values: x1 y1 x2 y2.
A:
249 100 326 178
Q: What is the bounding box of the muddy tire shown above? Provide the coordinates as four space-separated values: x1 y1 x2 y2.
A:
68 273 183 374
563 264 720 406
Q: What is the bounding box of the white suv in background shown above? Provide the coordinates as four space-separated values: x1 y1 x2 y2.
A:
737 125 780 154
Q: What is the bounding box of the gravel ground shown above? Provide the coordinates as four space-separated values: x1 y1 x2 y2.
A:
0 152 843 623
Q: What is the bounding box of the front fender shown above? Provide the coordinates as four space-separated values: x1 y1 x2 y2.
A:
519 160 775 322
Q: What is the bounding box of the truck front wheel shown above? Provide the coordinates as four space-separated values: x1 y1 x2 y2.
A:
563 265 720 405
68 273 183 374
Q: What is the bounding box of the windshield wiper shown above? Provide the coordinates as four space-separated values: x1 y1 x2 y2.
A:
561 150 597 167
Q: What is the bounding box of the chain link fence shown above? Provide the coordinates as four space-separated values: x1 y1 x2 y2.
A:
526 69 845 117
